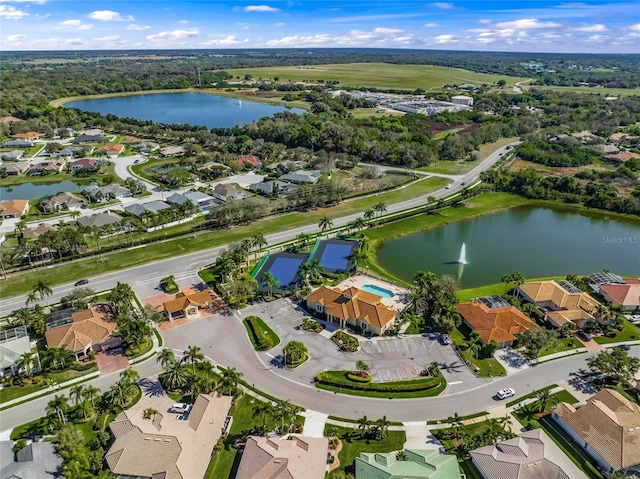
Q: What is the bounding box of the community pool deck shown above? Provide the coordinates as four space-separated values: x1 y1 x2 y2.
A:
337 274 408 311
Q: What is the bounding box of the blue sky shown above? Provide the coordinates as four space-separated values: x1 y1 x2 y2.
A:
1 1 639 53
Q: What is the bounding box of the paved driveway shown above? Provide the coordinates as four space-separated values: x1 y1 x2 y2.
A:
95 346 130 376
238 299 485 394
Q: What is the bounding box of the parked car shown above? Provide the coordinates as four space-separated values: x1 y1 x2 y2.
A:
617 344 631 351
461 181 467 186
439 333 451 345
445 183 454 189
577 330 592 342
496 388 516 400
629 315 640 324
74 279 89 286
170 403 192 414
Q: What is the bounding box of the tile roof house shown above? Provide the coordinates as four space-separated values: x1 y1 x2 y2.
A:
12 132 44 141
45 305 119 358
184 190 217 210
159 145 186 157
0 199 30 219
3 162 30 176
2 138 33 148
455 297 538 348
73 129 104 143
163 289 217 320
236 435 329 479
470 428 587 479
125 201 171 218
84 184 132 202
306 286 397 336
0 440 62 479
77 212 122 229
599 280 640 311
28 161 65 176
106 392 232 479
98 144 125 156
57 146 86 159
249 180 299 197
69 159 97 172
355 449 462 479
22 223 57 239
212 183 246 202
40 192 85 212
1 150 25 161
517 280 601 329
553 388 640 475
0 116 23 123
232 155 262 169
280 170 323 184
605 152 640 164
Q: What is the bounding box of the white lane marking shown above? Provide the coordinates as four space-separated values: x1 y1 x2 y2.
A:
449 381 463 385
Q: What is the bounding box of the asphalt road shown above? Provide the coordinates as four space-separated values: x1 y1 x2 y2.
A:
0 141 517 313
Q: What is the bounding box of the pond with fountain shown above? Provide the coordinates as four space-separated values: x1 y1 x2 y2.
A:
376 205 640 288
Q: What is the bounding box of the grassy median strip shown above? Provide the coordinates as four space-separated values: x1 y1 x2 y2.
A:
315 370 446 398
243 315 280 351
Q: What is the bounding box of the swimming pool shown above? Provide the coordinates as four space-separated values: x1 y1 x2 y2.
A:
361 284 395 299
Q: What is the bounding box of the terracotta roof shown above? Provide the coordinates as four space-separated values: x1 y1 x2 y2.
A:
98 144 125 155
600 283 640 308
0 199 29 217
233 155 262 167
306 286 396 328
236 435 329 479
163 290 214 314
606 152 640 162
554 389 640 470
470 428 586 479
455 301 537 344
12 132 42 140
0 116 23 123
71 159 96 169
518 281 600 318
45 305 116 351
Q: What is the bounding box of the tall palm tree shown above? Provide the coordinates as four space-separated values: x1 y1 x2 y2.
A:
182 345 205 375
25 292 39 307
119 367 140 391
375 416 390 439
447 412 464 439
17 351 36 377
70 384 86 407
363 209 375 222
373 201 387 217
357 415 370 437
413 270 437 294
157 348 176 368
252 232 267 253
219 367 243 395
318 215 333 234
46 394 69 425
262 271 280 298
84 385 101 411
32 280 53 306
296 232 310 249
162 360 188 391
468 331 481 363
404 287 427 317
253 400 276 430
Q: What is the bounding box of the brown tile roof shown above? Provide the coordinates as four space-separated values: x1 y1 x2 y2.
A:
45 305 117 351
600 283 640 308
12 132 42 140
233 155 262 167
455 301 537 344
606 152 640 162
163 290 214 314
0 116 23 123
236 435 329 479
518 281 600 326
98 144 125 155
554 389 640 470
306 286 396 328
470 428 586 479
0 199 29 217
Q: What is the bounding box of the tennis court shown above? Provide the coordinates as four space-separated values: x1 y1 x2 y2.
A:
255 252 309 289
311 239 359 273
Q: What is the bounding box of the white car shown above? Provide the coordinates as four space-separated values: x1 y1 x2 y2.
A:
170 403 192 414
629 315 640 324
445 183 454 189
496 388 516 400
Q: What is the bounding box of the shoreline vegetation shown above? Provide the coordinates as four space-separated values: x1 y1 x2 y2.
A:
2 190 638 300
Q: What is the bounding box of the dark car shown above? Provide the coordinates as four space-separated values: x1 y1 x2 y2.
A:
74 279 89 286
439 333 451 345
617 344 631 351
577 330 592 342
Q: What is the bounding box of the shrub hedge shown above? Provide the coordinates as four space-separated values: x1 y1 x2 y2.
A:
316 371 441 393
347 372 372 383
244 316 280 351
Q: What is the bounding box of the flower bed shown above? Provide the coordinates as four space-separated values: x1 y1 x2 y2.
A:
331 331 359 352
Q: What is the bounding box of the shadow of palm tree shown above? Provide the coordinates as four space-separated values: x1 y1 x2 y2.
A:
440 361 464 373
139 378 165 397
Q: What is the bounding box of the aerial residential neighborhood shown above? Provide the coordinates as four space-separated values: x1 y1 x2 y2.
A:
1 2 639 478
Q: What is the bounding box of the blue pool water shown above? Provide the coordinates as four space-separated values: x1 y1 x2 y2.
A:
266 256 304 287
361 284 395 299
318 242 353 271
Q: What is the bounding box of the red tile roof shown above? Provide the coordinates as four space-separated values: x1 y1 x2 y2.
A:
455 300 538 344
233 155 262 167
600 282 640 308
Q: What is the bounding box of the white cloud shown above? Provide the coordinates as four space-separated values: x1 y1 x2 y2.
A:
88 10 134 22
59 19 93 30
0 5 29 19
495 18 561 29
573 24 607 32
179 20 189 25
373 27 404 34
434 34 458 43
5 34 26 43
146 28 199 41
126 24 151 31
236 22 251 30
273 22 286 27
244 5 280 12
423 22 441 28
587 34 609 42
1 0 45 3
201 35 248 46
430 2 454 9
629 23 640 32
94 35 121 42
265 27 415 47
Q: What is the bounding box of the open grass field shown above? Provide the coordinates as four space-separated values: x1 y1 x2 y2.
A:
226 63 528 90
538 85 640 97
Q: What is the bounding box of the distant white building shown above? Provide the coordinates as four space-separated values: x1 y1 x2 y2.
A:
451 95 474 107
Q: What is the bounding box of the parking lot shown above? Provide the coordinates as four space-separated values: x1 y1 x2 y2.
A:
238 299 487 393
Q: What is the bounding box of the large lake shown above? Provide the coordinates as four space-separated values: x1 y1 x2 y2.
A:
0 180 84 201
65 92 306 128
376 206 640 288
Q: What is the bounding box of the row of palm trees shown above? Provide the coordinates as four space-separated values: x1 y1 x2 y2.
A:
253 398 303 434
356 415 391 440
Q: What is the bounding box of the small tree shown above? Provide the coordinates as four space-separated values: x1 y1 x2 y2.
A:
283 340 308 367
355 360 370 374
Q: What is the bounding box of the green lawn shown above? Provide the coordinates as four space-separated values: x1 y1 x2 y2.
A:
594 317 640 344
449 324 506 378
243 315 281 351
538 337 581 357
325 424 406 477
506 384 559 408
226 63 528 90
419 138 519 175
1 176 447 299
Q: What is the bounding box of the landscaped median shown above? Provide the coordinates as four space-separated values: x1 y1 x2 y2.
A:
314 370 446 398
243 315 280 351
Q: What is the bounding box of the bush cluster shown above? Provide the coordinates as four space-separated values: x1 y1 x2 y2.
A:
316 371 441 393
245 316 274 350
331 331 359 352
347 371 372 383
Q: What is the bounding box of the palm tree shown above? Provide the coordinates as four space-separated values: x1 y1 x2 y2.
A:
143 407 159 420
25 292 39 307
298 261 313 287
351 248 368 273
447 412 464 439
162 361 188 391
108 282 136 315
219 367 243 395
84 385 100 411
413 270 437 294
468 331 481 363
536 389 551 413
32 280 53 306
46 394 69 425
119 367 140 391
363 209 375 222
404 287 427 317
318 215 333 234
252 232 267 253
375 416 390 439
296 232 310 249
182 345 205 375
355 360 370 374
70 384 86 407
157 348 176 368
253 400 276 430
262 271 280 298
373 201 387 217
357 415 370 437
501 273 513 294
17 351 36 378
